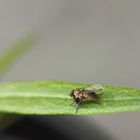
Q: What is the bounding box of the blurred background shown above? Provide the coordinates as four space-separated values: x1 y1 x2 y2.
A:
0 0 140 140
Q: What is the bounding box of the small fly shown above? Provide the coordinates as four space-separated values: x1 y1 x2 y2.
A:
69 84 104 114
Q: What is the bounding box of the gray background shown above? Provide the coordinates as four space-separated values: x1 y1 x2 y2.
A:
0 0 140 139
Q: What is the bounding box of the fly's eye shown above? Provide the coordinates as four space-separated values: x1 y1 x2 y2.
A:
69 90 75 97
69 93 73 97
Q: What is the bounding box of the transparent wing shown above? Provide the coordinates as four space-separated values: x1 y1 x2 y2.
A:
85 84 104 94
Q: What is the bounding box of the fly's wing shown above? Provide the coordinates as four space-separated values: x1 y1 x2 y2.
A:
75 88 84 91
85 84 104 94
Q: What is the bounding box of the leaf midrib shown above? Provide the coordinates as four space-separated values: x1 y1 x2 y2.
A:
0 94 139 101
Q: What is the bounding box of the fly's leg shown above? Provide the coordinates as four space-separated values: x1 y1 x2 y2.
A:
75 97 84 114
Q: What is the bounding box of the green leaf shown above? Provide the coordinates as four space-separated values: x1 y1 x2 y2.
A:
0 34 37 77
0 80 139 115
0 34 37 130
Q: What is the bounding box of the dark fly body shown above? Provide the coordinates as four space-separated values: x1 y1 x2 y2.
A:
69 84 104 114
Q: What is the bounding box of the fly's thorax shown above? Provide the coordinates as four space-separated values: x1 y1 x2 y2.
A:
73 90 82 99
73 90 97 100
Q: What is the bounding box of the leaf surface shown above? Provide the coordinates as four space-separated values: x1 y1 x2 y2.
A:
0 33 37 130
0 80 139 115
